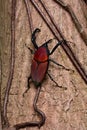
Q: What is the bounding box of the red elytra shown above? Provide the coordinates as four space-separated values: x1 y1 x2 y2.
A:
31 46 49 86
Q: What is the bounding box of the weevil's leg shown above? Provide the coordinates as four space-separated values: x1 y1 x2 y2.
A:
49 58 71 71
47 72 67 90
47 72 67 89
25 43 34 54
23 76 31 97
47 72 61 87
45 39 53 45
49 40 63 55
42 39 53 47
32 28 41 49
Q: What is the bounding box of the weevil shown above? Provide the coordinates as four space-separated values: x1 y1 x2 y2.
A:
25 28 68 92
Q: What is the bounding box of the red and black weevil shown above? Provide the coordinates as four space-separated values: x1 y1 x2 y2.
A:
25 28 69 91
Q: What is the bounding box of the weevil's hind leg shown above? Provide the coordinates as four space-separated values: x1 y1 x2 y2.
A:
49 58 71 71
31 28 41 49
23 76 31 97
47 72 67 90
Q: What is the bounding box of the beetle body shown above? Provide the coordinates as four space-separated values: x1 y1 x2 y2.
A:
25 28 65 90
31 46 49 87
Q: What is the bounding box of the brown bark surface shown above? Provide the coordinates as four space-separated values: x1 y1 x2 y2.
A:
1 0 87 130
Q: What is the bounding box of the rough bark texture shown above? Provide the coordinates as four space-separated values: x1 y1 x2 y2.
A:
0 0 11 129
1 0 87 130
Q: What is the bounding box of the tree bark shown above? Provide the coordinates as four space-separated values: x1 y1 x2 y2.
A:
1 0 87 130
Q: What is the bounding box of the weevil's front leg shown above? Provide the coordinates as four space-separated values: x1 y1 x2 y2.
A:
23 76 31 97
32 28 41 49
49 40 63 55
42 39 54 48
44 39 53 45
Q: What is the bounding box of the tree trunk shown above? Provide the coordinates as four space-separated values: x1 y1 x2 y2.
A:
1 0 87 130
